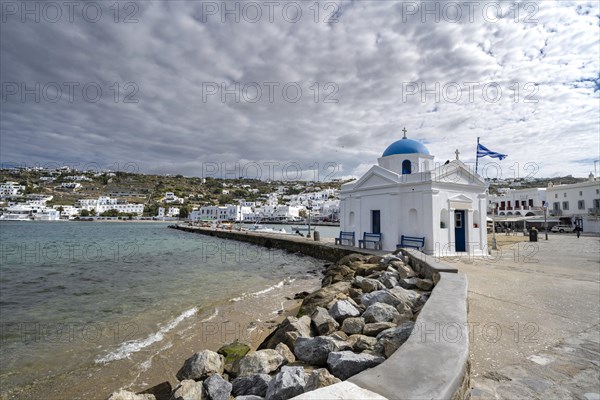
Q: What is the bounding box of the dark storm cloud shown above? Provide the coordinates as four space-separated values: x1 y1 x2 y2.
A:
1 0 599 180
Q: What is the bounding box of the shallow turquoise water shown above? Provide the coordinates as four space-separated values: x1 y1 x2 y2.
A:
0 221 321 390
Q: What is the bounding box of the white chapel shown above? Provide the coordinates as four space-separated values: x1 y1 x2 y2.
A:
339 131 488 256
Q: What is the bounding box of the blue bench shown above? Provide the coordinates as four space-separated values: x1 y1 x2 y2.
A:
335 231 355 246
359 232 382 250
397 235 425 251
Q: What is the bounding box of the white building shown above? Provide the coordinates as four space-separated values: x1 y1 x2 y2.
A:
164 192 184 204
0 181 24 197
59 182 82 190
0 202 60 221
190 205 251 222
77 196 144 216
488 188 547 217
340 134 488 256
546 174 600 233
53 205 80 218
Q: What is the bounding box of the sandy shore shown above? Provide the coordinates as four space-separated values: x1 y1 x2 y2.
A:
0 275 322 400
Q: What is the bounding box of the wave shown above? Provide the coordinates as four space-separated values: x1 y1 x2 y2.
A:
230 277 296 303
200 308 219 322
95 307 198 364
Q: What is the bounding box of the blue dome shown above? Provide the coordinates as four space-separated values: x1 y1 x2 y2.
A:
382 138 430 157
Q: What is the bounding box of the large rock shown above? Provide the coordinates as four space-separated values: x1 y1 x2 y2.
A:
398 277 418 290
202 374 231 400
217 341 250 372
347 334 377 352
416 278 434 291
388 286 420 308
328 300 360 322
393 303 414 325
361 290 403 308
323 264 355 284
363 322 397 337
304 368 341 391
293 336 351 367
326 351 385 380
355 264 386 276
258 316 312 352
362 303 400 323
236 350 284 377
265 366 306 400
337 254 367 266
351 276 364 288
275 343 296 364
360 278 384 293
378 272 399 289
138 381 172 400
391 261 416 279
380 254 403 265
107 390 155 400
310 307 339 336
176 350 224 381
340 317 365 335
231 374 271 397
298 282 351 317
171 380 202 400
376 322 415 357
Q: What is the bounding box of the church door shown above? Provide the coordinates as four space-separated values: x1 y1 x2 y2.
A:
371 210 381 234
454 210 466 252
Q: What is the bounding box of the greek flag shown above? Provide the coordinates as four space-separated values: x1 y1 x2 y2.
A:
477 143 507 160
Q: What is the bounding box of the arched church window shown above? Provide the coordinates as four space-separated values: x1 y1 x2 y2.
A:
402 160 412 174
349 211 355 227
440 208 448 228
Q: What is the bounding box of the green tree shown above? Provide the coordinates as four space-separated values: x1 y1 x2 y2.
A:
80 209 90 217
179 206 190 219
100 209 120 217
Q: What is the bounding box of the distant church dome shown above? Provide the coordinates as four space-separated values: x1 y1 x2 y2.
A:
382 137 430 157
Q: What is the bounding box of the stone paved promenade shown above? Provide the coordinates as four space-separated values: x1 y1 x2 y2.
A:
449 234 600 399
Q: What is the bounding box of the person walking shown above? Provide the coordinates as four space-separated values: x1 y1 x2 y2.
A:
575 226 581 238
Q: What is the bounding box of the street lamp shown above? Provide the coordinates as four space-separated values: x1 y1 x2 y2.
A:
492 202 497 250
543 202 548 240
306 202 313 238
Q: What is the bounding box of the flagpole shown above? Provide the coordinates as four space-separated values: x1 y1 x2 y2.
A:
475 137 480 175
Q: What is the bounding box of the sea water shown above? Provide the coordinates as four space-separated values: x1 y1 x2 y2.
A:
0 221 321 397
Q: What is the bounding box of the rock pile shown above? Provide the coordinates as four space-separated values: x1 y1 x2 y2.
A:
106 252 433 400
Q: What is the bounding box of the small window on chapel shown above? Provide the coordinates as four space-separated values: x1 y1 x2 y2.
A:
402 160 411 174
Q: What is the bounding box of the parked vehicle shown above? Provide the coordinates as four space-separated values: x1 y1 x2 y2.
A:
550 225 575 233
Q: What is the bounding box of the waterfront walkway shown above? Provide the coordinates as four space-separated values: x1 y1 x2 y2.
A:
449 234 600 399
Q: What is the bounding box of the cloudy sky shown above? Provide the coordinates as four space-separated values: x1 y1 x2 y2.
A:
1 0 599 181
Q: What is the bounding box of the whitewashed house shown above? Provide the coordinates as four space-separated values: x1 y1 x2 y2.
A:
340 134 488 256
546 174 600 233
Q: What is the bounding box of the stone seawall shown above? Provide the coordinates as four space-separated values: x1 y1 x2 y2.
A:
171 224 470 400
168 225 385 261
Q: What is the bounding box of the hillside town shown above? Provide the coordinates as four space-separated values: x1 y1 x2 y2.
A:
0 166 343 224
0 165 598 232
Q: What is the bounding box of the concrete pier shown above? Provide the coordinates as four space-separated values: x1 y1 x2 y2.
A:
168 225 386 262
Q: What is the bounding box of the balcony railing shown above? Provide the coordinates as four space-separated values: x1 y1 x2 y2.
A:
550 209 563 216
589 208 600 216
